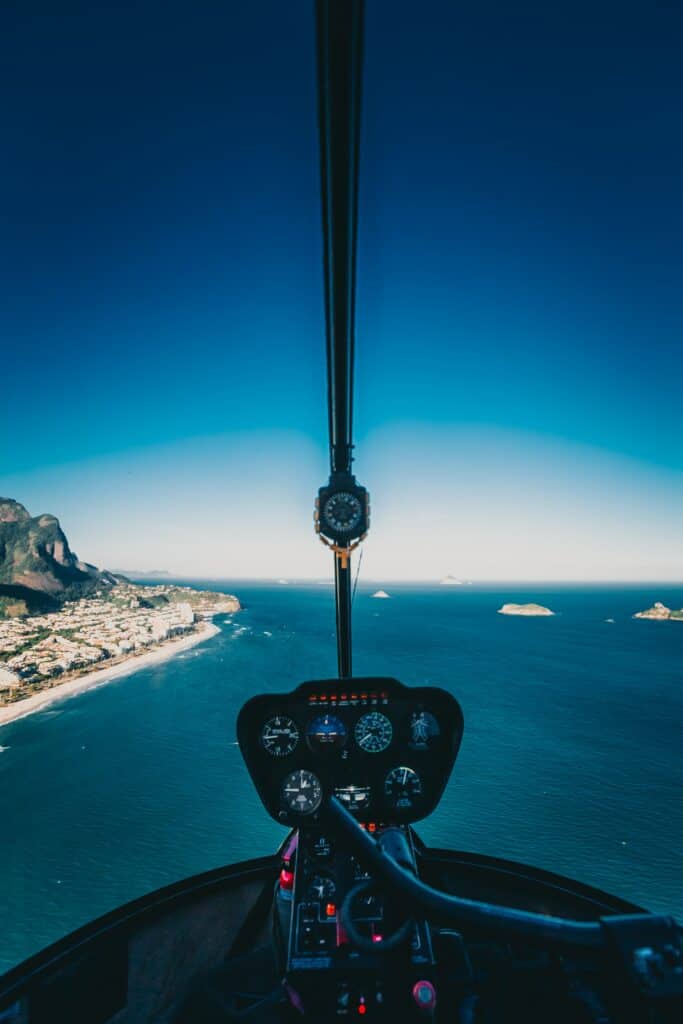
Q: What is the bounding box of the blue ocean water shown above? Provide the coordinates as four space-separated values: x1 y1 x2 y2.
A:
1 582 682 973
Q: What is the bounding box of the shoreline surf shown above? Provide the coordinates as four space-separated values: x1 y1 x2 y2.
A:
0 621 221 730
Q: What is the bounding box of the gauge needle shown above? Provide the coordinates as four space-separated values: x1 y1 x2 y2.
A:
402 768 408 785
362 734 372 745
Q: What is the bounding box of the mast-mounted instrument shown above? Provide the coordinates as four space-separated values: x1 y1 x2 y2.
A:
314 0 368 679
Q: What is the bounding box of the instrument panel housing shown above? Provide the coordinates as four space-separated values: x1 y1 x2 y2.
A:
237 677 464 826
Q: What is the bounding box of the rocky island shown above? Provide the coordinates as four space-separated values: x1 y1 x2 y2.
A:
634 602 683 621
497 603 555 616
0 498 239 725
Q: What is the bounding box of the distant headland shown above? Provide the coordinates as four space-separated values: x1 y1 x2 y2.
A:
497 603 555 616
634 602 683 621
0 498 240 726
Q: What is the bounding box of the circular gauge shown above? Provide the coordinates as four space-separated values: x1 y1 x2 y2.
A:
334 784 372 813
261 715 299 757
306 713 347 751
307 874 336 902
384 766 422 811
282 770 323 815
408 710 440 751
355 711 393 753
323 492 362 534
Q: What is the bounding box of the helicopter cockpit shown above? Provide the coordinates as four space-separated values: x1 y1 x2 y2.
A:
0 3 681 1023
227 678 683 1022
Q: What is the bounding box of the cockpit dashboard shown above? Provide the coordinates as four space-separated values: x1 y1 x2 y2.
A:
237 677 464 826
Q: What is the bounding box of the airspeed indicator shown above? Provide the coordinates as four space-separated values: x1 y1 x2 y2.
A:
261 716 299 757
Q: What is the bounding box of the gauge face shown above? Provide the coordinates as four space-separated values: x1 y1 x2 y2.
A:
355 711 393 753
261 715 299 757
408 710 440 751
282 769 323 815
323 491 362 534
307 713 347 751
384 766 422 810
334 784 372 813
307 874 336 901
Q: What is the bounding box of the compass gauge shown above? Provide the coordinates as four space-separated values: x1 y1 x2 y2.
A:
334 784 372 813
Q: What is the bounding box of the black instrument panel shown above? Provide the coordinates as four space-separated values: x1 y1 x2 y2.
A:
237 677 464 825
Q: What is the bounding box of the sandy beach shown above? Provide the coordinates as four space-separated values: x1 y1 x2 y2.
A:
0 620 221 729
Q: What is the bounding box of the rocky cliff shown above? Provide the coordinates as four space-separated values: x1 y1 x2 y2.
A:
0 498 119 614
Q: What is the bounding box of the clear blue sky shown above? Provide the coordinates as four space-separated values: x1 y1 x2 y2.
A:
2 2 681 579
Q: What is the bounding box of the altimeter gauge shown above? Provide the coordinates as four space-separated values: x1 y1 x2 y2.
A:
282 770 323 815
261 715 299 757
384 766 422 810
354 711 393 753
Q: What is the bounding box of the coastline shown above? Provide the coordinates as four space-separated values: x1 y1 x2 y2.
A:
0 620 221 730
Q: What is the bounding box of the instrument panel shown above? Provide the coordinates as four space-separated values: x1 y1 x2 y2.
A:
237 677 464 825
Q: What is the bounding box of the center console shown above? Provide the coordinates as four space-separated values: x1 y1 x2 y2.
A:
279 824 437 1019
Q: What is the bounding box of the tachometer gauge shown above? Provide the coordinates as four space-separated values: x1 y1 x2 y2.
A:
307 874 336 901
408 710 440 751
323 492 362 534
384 766 422 810
354 711 392 753
261 715 299 757
282 770 323 815
306 713 347 751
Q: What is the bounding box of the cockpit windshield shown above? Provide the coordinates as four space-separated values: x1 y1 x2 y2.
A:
1 0 682 984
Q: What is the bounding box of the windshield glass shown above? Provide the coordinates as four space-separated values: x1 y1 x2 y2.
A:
1 0 682 974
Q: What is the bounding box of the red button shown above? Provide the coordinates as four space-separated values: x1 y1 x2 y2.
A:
279 868 294 891
412 980 436 1012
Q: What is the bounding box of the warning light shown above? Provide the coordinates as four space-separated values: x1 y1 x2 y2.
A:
326 902 336 917
368 822 377 833
372 934 383 943
279 868 294 891
357 1006 366 1016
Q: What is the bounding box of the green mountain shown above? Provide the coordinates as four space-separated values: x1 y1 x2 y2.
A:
0 498 119 615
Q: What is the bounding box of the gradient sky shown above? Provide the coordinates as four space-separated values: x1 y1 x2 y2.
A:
2 1 682 580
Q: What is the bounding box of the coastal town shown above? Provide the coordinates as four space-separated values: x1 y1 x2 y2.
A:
0 583 240 705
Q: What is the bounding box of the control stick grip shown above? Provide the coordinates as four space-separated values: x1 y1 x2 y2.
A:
377 827 416 873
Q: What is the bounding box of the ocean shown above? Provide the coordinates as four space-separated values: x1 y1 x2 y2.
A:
1 582 681 973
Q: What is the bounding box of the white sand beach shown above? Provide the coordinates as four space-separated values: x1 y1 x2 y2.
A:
0 621 220 729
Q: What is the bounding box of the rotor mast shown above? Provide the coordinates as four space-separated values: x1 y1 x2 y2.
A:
315 0 366 679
